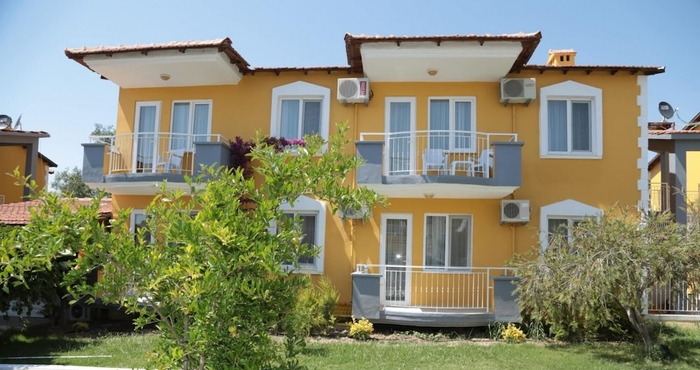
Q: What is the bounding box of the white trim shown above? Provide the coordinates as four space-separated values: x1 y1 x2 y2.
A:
422 213 473 268
380 213 413 306
169 99 213 149
133 101 162 172
270 81 330 145
384 97 416 175
280 195 326 274
129 209 146 233
637 76 649 212
539 81 603 159
539 199 602 251
427 96 478 152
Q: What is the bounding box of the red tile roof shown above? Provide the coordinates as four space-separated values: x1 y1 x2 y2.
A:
522 64 665 75
344 32 543 74
0 129 50 137
65 38 251 74
649 129 700 135
0 198 112 225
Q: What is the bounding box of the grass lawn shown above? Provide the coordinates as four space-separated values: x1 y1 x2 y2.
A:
1 323 699 369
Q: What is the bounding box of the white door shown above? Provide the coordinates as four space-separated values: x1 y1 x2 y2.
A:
380 214 412 306
385 98 415 175
133 102 160 173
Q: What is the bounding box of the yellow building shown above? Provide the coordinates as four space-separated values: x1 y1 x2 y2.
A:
0 123 56 204
67 33 663 326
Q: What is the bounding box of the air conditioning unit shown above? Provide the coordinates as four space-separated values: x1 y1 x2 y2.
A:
500 200 530 224
68 303 90 321
339 204 371 220
500 78 536 105
337 78 370 104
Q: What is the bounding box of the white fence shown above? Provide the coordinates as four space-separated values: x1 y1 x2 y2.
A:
355 264 516 312
648 280 700 315
359 130 517 177
90 133 228 175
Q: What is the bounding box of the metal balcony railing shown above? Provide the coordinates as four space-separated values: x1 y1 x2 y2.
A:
359 130 518 177
355 264 516 312
90 133 228 175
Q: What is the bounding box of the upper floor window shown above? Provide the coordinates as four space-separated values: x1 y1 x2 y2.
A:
428 97 476 152
539 81 603 159
270 81 330 143
170 100 212 151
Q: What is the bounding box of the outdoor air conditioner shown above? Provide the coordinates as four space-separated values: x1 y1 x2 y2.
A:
68 303 90 321
500 78 536 106
339 204 371 220
337 78 370 105
500 200 530 224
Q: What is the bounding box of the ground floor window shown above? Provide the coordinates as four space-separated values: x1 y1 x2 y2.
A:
424 214 471 268
547 217 583 244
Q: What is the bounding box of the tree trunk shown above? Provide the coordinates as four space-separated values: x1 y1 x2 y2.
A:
623 304 652 355
198 354 205 370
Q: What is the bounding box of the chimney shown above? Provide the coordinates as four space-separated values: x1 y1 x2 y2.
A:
546 49 577 66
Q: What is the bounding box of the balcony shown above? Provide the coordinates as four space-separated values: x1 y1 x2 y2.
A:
82 132 231 195
351 265 519 327
355 130 523 199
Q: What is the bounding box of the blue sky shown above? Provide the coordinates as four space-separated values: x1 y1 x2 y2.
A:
0 0 698 174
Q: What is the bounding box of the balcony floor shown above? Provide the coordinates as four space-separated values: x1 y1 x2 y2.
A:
377 306 494 327
363 181 518 199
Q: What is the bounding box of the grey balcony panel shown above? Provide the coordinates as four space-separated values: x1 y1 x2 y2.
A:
492 141 524 187
493 276 521 323
351 272 381 319
82 143 107 183
356 140 384 184
194 141 233 176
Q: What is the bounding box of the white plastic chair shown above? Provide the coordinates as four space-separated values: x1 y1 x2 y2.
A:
450 149 493 177
157 148 186 174
422 149 447 175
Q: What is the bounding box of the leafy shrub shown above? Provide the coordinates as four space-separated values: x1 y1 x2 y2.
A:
502 323 526 343
348 316 373 340
292 276 340 336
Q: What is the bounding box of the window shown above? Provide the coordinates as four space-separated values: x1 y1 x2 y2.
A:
271 81 330 143
170 100 212 151
134 101 162 172
130 210 152 245
280 99 321 139
424 215 471 268
540 199 602 251
540 81 603 159
547 99 592 153
428 98 475 151
547 217 583 244
278 195 326 273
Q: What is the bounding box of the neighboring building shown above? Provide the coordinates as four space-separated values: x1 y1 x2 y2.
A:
0 198 112 225
0 127 57 203
67 32 663 326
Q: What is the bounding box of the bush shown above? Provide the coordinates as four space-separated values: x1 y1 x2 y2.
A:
292 276 340 336
348 316 373 340
502 323 526 343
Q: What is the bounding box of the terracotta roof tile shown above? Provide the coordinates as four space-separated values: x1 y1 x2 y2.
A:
522 64 665 75
65 38 250 74
344 31 542 74
649 129 700 135
0 198 112 225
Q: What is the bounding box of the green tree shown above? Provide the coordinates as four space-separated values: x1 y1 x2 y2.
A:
90 123 115 137
3 123 386 369
514 206 700 356
51 166 94 198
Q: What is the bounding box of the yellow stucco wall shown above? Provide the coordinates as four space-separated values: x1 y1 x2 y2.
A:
109 70 643 304
0 147 51 203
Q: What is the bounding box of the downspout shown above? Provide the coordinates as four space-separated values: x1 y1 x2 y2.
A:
510 104 517 257
351 103 359 268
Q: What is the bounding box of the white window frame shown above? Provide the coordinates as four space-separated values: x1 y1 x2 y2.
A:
130 209 153 243
540 81 603 159
546 217 584 244
539 199 602 251
270 81 330 147
133 101 162 172
427 97 477 153
279 195 326 274
384 97 417 175
423 213 473 269
169 100 213 150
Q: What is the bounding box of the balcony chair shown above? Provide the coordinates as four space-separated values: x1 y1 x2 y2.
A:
156 148 186 174
450 149 493 177
422 148 448 175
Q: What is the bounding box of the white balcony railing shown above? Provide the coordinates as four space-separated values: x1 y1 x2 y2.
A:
359 130 518 177
355 264 516 312
648 280 700 315
90 133 228 175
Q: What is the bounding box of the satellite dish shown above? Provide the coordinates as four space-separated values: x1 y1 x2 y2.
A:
659 101 675 121
14 114 22 130
0 115 12 130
